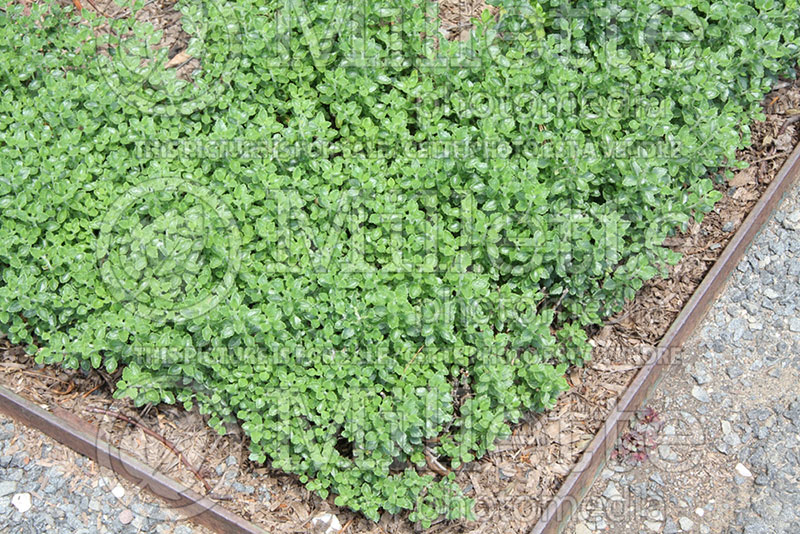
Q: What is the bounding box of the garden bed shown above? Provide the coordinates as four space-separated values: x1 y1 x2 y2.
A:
2 76 799 533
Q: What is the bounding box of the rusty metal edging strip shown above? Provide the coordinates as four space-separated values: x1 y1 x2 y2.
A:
0 386 268 534
530 140 800 534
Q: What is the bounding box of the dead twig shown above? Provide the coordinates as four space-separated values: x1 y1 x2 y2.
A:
95 369 116 393
605 305 640 326
400 345 425 380
86 407 212 493
82 0 112 18
778 114 800 136
52 381 75 395
752 152 788 164
552 288 569 313
82 383 102 399
424 446 450 477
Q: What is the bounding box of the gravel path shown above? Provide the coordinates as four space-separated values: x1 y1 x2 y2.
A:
566 178 800 534
0 415 214 534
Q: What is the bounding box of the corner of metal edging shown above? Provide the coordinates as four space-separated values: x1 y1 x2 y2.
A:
0 385 270 534
528 140 800 534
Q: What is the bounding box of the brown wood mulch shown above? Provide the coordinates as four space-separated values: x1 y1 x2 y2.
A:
2 1 800 533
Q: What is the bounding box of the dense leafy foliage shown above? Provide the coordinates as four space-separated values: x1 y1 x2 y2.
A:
1 0 798 524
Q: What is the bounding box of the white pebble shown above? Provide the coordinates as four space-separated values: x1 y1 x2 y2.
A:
311 512 341 534
111 484 125 499
735 463 752 477
695 507 705 517
11 493 32 513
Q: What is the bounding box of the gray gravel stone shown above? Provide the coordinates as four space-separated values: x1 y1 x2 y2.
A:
664 518 680 534
690 363 710 385
0 480 17 497
782 210 800 230
763 287 780 300
602 481 622 501
691 386 710 403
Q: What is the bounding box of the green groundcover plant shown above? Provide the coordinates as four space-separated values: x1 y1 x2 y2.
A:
1 0 798 525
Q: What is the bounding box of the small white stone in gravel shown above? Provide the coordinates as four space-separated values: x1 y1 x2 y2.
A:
695 507 705 517
574 523 592 534
111 485 125 499
602 481 622 501
735 463 752 477
119 509 134 525
644 520 663 532
664 424 676 436
311 512 341 534
700 526 710 534
679 516 694 531
691 386 710 403
789 318 800 333
11 492 31 513
721 421 732 435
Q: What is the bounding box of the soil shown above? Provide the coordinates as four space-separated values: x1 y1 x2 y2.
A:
2 2 800 533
